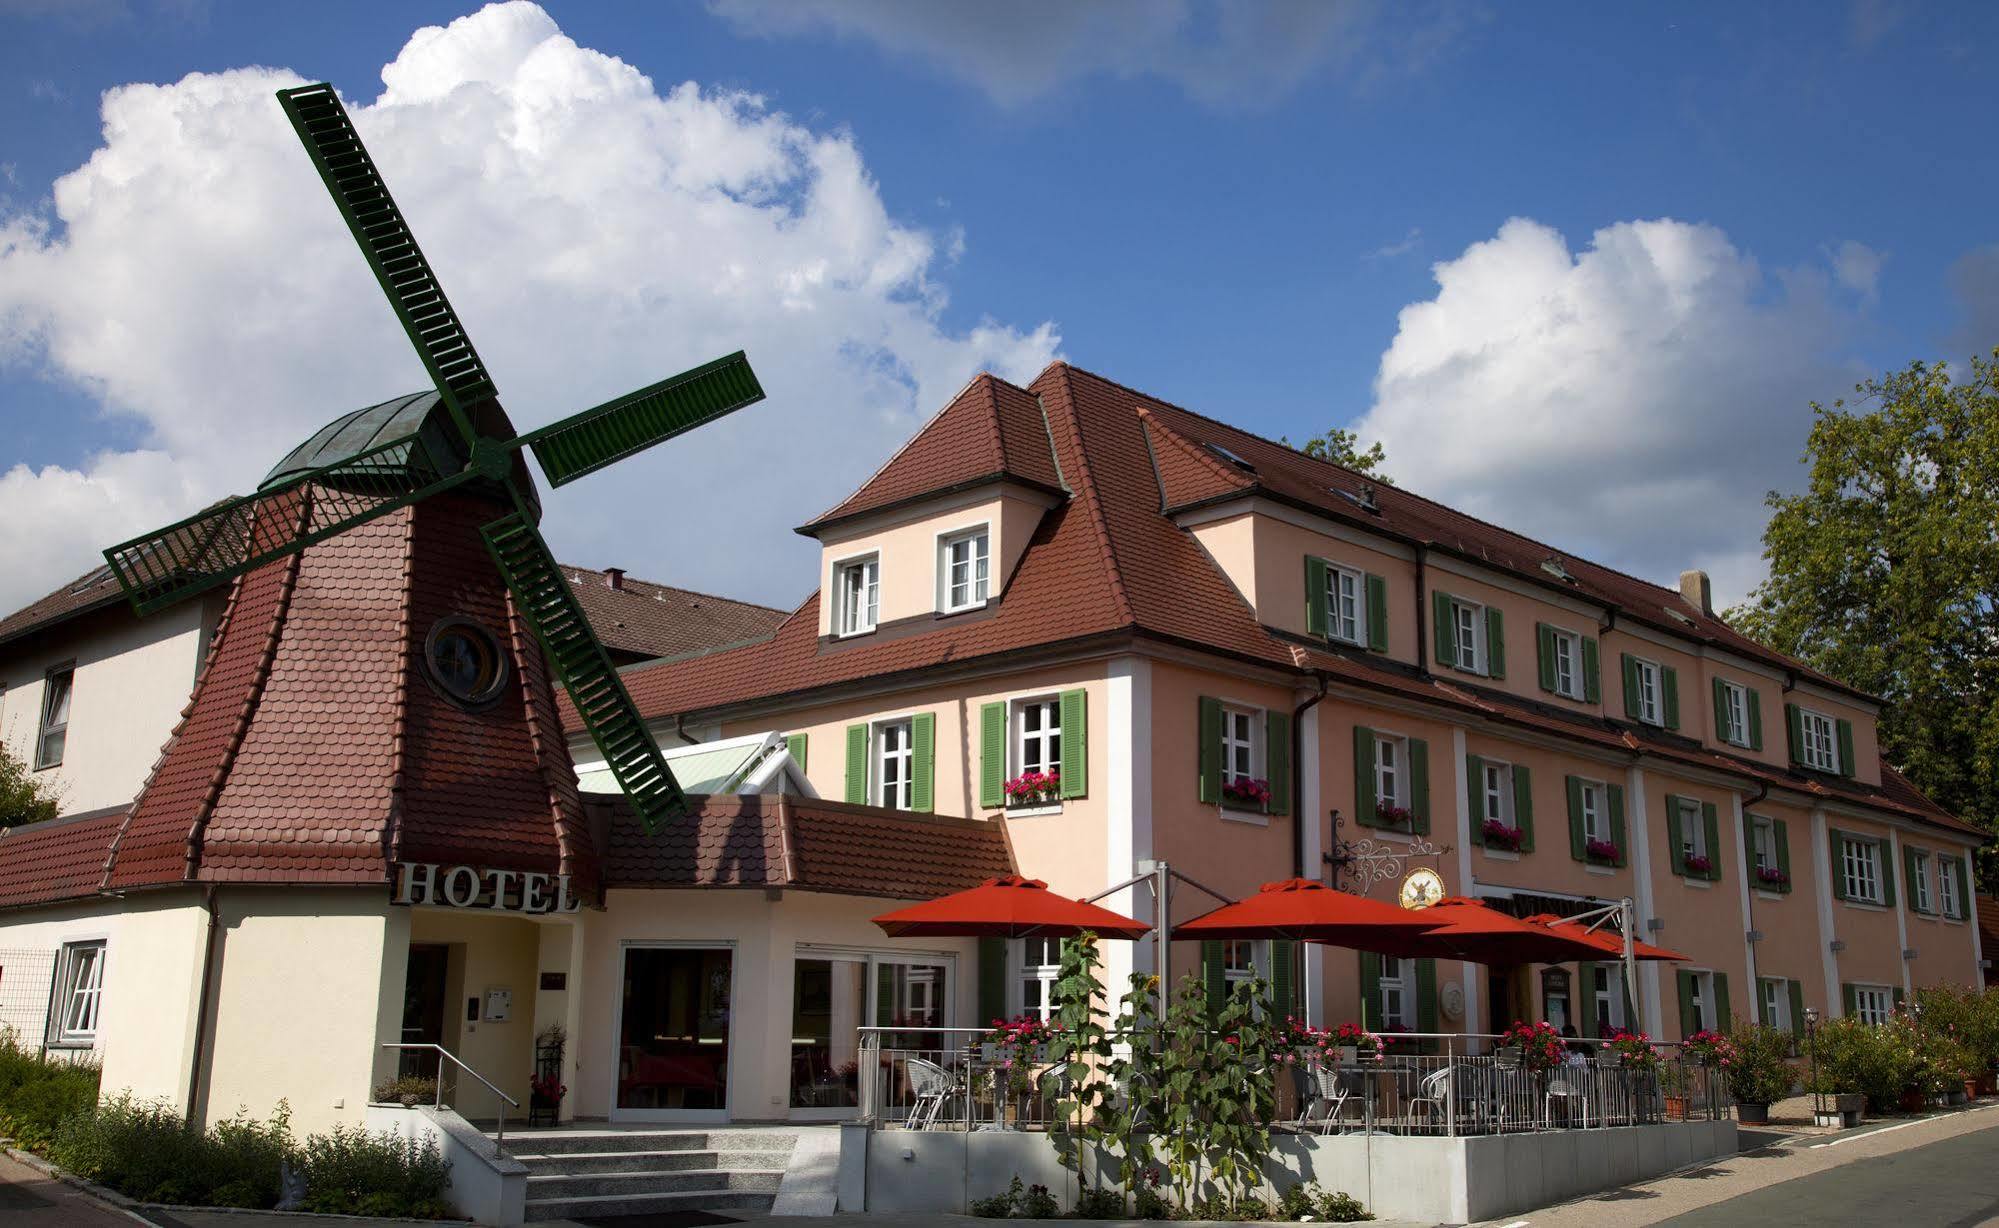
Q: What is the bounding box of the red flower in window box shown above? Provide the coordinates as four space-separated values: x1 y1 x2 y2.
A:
1756 865 1790 887
1585 837 1621 863
1003 771 1060 806
1683 852 1713 876
1373 802 1415 828
1481 818 1526 851
1222 776 1272 808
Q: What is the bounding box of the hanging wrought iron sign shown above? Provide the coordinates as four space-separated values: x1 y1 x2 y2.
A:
1323 807 1453 898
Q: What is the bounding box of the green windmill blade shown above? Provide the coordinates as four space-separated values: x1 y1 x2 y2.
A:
520 351 765 488
481 511 686 830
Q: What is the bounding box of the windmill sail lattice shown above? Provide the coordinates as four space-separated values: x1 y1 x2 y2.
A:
102 81 768 834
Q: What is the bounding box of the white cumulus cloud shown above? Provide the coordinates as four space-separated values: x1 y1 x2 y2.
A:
1355 217 1870 608
0 1 1059 614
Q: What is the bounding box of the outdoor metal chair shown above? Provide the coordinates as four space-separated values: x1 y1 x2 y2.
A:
1545 1075 1591 1129
903 1056 954 1130
1406 1065 1452 1131
1491 1046 1525 1131
1306 1062 1352 1134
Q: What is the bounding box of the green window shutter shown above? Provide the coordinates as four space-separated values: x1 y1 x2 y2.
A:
1198 696 1223 804
1360 952 1382 1030
910 712 936 812
1512 763 1534 851
1662 666 1681 731
1416 959 1440 1033
1878 840 1896 909
1902 846 1919 911
785 732 808 773
1485 607 1506 678
1712 678 1729 742
1747 690 1763 751
1582 636 1602 703
1677 970 1698 1037
1621 654 1642 720
1893 986 1905 1010
1828 832 1847 901
1305 557 1330 638
1059 689 1088 799
844 724 869 803
1536 623 1557 692
1836 719 1856 777
1841 983 1858 1018
1665 795 1688 876
1432 590 1455 667
1466 754 1487 844
1787 981 1806 1040
1786 704 1804 764
979 937 1008 1025
1577 962 1598 1038
1565 775 1586 860
1365 574 1389 651
1203 941 1226 1020
1353 725 1379 826
1409 737 1431 835
1774 818 1792 891
1701 801 1722 881
1953 859 1970 917
1607 783 1627 866
1713 972 1732 1032
1265 709 1291 816
1271 939 1295 1020
978 702 1007 809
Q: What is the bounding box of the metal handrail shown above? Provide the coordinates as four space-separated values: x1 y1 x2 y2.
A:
381 1042 521 1151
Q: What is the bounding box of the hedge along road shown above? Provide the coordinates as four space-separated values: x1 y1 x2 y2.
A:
1483 1102 1999 1228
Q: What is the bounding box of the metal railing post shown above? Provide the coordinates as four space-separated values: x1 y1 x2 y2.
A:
1446 1033 1457 1137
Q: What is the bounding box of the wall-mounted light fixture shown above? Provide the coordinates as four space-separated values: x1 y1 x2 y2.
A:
1829 939 1847 953
1745 930 1764 943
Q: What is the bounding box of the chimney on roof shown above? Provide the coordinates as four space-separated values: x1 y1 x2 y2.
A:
604 567 625 591
1678 569 1712 616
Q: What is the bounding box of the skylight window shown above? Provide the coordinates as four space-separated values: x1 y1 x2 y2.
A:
1540 556 1575 584
1334 484 1382 515
1664 606 1696 626
1203 442 1256 473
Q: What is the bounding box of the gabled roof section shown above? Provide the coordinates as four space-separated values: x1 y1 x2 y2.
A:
562 565 786 663
0 807 126 913
798 372 1065 535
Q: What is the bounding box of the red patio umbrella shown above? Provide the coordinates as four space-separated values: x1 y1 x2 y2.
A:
1353 896 1615 965
871 875 1151 940
1171 878 1447 946
1520 913 1689 962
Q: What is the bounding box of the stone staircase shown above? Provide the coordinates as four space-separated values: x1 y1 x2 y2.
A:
503 1126 797 1221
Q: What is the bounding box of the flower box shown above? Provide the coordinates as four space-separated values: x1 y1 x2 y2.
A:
1480 819 1526 852
1222 776 1272 809
1585 837 1621 864
1682 852 1713 876
1373 802 1416 829
1003 771 1061 808
1755 866 1790 889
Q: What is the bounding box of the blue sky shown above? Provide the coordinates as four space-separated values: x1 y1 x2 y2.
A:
1 0 1995 613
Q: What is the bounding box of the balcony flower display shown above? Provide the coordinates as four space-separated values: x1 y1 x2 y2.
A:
1607 1029 1661 1072
1756 865 1790 888
1585 837 1621 863
1222 776 1272 809
1499 1019 1568 1071
1277 1018 1387 1063
1480 818 1526 851
1003 770 1060 807
1682 1029 1736 1069
1683 852 1713 876
980 1015 1059 1095
1373 801 1415 828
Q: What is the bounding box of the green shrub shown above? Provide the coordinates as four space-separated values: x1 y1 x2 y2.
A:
51 1096 291 1208
295 1123 449 1217
0 1030 101 1152
1807 1017 1916 1113
1276 1183 1373 1222
1317 1189 1374 1222
1075 1185 1125 1217
371 1075 439 1106
1132 1179 1172 1219
1725 1024 1798 1105
969 1174 1022 1217
1019 1181 1058 1218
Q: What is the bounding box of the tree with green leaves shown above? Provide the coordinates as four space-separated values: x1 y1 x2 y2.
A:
1 739 62 828
1281 426 1393 483
1728 350 1999 886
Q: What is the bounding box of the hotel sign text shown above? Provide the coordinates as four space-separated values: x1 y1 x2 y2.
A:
392 862 582 915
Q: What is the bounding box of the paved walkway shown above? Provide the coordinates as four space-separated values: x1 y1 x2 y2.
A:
0 1151 144 1228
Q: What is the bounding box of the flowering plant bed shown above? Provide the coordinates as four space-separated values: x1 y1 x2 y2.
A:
1003 770 1061 807
1755 865 1790 888
1500 1019 1568 1071
1221 776 1272 809
1607 1029 1661 1072
1682 1029 1735 1068
1480 818 1526 851
1585 837 1621 864
1279 1018 1386 1062
1373 802 1416 828
1682 852 1713 876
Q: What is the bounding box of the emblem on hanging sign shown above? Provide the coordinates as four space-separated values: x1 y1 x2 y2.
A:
392 861 582 914
1398 867 1445 910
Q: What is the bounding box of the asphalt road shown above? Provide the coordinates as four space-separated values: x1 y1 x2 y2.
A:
0 1152 138 1228
1653 1127 1999 1227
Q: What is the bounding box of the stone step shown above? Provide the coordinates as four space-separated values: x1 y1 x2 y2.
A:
526 1168 783 1201
524 1188 775 1222
499 1128 797 1156
516 1147 793 1175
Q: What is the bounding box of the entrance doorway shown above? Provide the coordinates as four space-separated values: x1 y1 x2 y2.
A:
400 943 450 1079
616 945 734 1120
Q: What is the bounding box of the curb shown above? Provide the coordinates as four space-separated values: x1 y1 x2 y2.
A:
4 1146 165 1226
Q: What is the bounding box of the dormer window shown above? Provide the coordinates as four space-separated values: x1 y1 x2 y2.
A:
938 527 990 613
835 555 879 636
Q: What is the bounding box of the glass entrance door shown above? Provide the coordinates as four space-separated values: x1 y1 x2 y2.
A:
399 944 450 1080
617 946 733 1119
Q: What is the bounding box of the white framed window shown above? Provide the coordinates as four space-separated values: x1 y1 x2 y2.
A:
1687 971 1716 1032
1326 564 1365 645
1677 797 1707 866
937 527 990 613
1719 680 1750 746
1374 734 1407 810
873 718 913 810
1550 628 1582 700
834 555 879 636
1910 849 1933 914
35 663 74 770
1939 859 1963 919
1841 836 1883 905
1014 697 1061 778
49 940 105 1047
1800 709 1839 773
1222 706 1261 787
1751 817 1775 874
1377 955 1410 1028
1632 658 1663 726
1760 978 1791 1032
1017 937 1063 1021
1222 939 1263 987
1481 760 1512 825
1590 963 1626 1034
1851 985 1894 1026
1578 780 1607 843
1450 599 1484 673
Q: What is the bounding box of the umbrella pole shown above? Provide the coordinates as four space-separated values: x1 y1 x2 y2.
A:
1154 859 1170 1019
1621 896 1639 1032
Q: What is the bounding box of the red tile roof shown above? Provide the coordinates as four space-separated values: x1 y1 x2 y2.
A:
0 807 125 912
563 566 785 663
592 792 1014 900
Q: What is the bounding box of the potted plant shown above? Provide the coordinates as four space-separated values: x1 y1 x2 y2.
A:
1480 818 1526 852
1661 1061 1691 1120
1003 771 1060 808
1682 852 1713 877
1608 1029 1660 1073
1724 1024 1794 1125
1755 865 1790 890
1374 801 1416 829
529 1072 567 1120
1499 1020 1567 1072
1585 836 1621 865
1222 776 1272 810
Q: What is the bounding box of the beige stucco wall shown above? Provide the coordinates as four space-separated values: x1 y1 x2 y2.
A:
1787 689 1883 787
1821 813 1908 1004
1192 512 1421 668
0 598 217 816
1894 834 1981 991
408 908 544 1110
1738 798 1828 1021
813 490 1051 637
